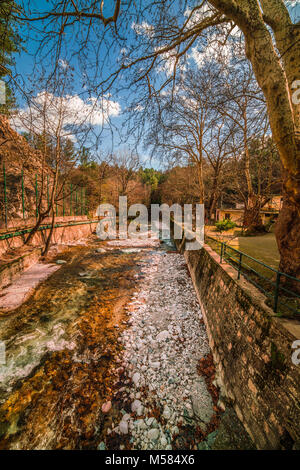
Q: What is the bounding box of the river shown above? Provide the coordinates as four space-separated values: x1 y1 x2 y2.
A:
0 231 254 450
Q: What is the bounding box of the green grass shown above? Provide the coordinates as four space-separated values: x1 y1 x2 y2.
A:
237 233 279 270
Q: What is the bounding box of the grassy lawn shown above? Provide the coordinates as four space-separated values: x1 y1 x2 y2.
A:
206 226 279 270
237 233 280 270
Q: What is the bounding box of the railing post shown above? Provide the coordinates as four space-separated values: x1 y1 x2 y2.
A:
70 183 72 216
237 252 242 280
75 188 78 216
35 174 38 219
63 184 65 217
21 169 25 220
3 163 7 228
274 272 281 313
47 175 49 209
85 187 88 215
81 186 83 215
83 187 85 216
220 242 223 263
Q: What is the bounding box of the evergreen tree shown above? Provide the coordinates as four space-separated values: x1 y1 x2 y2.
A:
0 1 22 113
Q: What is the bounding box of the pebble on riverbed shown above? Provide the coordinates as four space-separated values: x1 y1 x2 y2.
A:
101 401 112 413
95 248 106 253
105 251 214 450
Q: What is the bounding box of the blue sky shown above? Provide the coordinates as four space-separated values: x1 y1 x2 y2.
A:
10 0 300 169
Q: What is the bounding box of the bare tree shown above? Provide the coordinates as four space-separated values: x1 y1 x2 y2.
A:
11 74 91 255
111 150 140 199
13 0 300 277
215 63 271 229
146 65 234 213
204 120 235 221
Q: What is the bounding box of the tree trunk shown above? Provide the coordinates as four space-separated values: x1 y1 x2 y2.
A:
196 159 204 205
209 0 300 279
208 173 219 222
25 210 49 245
275 191 300 282
243 195 265 233
42 209 55 257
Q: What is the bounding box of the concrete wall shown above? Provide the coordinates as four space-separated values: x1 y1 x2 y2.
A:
0 247 42 289
0 219 98 288
0 218 98 257
175 235 300 450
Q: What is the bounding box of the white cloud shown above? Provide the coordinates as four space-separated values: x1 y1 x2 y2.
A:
58 59 69 69
12 91 121 140
133 104 144 112
230 26 241 38
156 49 186 77
183 4 214 27
189 34 232 69
132 21 154 38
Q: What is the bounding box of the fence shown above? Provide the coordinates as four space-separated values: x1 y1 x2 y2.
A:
1 163 88 228
205 235 300 317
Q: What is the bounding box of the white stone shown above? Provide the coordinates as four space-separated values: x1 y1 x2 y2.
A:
135 419 147 430
156 330 170 342
163 405 171 420
148 428 160 441
150 361 160 369
96 248 106 253
132 372 141 386
131 399 142 413
119 420 128 434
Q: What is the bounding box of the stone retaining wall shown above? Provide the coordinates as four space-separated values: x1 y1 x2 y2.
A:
0 220 98 288
0 219 98 256
175 235 300 450
0 247 42 289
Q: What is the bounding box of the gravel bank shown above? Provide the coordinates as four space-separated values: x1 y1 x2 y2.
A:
103 249 215 450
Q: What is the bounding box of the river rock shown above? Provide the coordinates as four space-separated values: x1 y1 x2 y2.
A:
163 405 171 420
150 361 160 369
97 441 106 450
101 401 112 413
156 330 170 342
148 428 159 441
134 419 147 431
96 248 106 253
132 372 140 386
131 399 142 413
191 380 214 424
119 420 129 434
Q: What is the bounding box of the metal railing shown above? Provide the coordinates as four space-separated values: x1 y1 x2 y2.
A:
0 219 99 241
205 235 300 317
1 163 88 228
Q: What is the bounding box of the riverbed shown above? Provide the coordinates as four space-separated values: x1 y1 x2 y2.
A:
0 232 254 450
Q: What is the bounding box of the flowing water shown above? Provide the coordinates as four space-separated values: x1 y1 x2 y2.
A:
0 232 254 450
